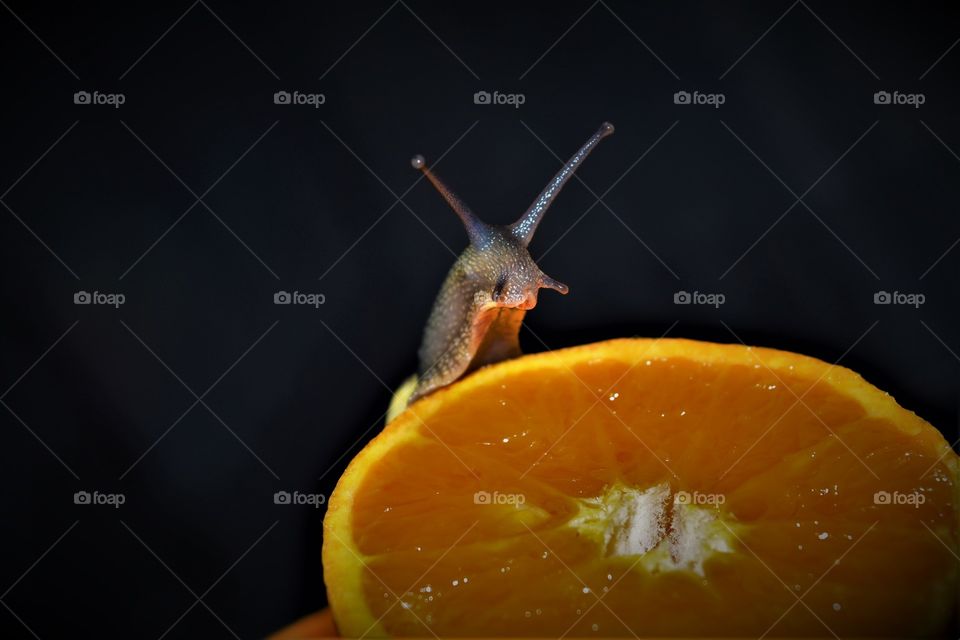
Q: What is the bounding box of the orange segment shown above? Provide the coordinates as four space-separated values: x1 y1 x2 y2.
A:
323 338 958 637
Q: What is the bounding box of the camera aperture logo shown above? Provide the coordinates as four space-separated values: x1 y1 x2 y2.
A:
673 90 725 108
874 290 924 308
273 290 325 308
274 490 326 508
74 490 125 508
274 90 326 108
473 90 525 109
674 290 725 308
674 490 725 506
74 90 125 108
873 490 925 508
873 90 924 108
473 490 526 506
74 290 125 308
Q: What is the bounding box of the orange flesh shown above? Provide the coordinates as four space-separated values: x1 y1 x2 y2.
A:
323 339 958 637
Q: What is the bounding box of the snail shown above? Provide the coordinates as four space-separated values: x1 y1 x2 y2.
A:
390 122 615 415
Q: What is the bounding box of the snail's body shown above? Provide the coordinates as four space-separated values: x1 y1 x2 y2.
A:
407 122 615 404
416 233 539 400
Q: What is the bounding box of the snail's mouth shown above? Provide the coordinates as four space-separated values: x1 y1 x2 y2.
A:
492 295 538 311
517 297 538 310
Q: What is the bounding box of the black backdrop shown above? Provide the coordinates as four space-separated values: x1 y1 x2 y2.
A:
1 2 958 637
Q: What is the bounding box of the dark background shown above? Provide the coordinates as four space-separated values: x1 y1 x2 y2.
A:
1 1 958 637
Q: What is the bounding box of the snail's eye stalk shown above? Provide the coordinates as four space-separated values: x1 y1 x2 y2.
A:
411 154 489 246
510 122 614 247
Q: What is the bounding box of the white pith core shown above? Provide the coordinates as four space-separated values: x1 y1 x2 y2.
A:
567 482 736 576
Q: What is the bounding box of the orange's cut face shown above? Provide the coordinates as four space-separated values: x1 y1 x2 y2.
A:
323 338 959 638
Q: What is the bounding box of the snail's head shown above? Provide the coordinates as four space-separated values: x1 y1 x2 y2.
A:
410 122 612 311
460 230 567 311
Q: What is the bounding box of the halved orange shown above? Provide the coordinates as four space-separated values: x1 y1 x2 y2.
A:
323 338 958 637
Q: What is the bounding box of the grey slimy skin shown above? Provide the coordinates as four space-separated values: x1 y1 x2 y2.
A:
409 122 615 402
